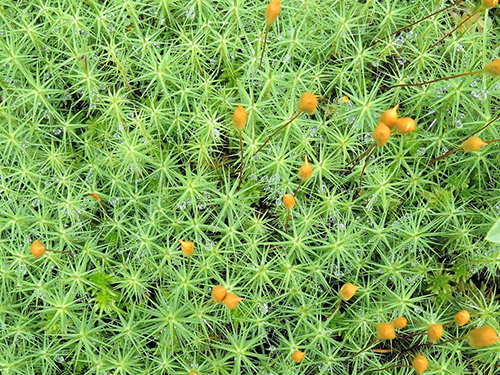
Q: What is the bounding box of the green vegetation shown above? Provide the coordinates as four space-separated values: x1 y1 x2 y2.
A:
1 0 500 374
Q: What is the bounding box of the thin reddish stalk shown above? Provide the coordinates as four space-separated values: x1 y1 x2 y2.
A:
341 338 378 362
371 0 465 47
359 145 377 188
325 298 341 321
345 143 376 169
381 70 480 91
429 113 500 165
403 336 466 352
428 8 481 50
259 24 269 70
238 130 244 189
253 111 301 157
285 210 290 233
293 180 303 197
374 365 409 372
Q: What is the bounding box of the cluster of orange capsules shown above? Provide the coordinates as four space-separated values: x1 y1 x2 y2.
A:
231 0 500 232
31 236 498 371
27 1 500 373
327 284 499 373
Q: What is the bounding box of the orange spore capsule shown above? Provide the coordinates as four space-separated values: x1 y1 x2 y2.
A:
468 326 499 347
378 104 399 129
233 105 247 131
461 137 487 153
454 310 470 327
283 194 295 209
297 92 318 115
222 292 243 310
376 323 396 340
265 0 281 25
372 122 391 147
30 240 46 258
291 350 305 363
427 324 443 342
482 0 499 9
391 317 408 329
89 192 101 201
412 355 429 375
179 240 194 257
395 117 416 134
297 156 313 181
339 283 360 301
372 349 393 353
484 59 500 76
211 285 227 303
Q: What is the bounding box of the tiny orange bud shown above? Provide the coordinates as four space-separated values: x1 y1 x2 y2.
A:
283 194 295 209
30 240 46 258
482 0 499 9
427 324 443 342
232 105 247 131
297 156 313 181
211 285 227 303
89 192 101 201
179 240 194 257
339 283 360 301
372 349 393 353
461 137 487 153
222 292 243 310
391 317 408 329
412 355 429 375
297 92 318 115
372 122 391 147
468 326 499 347
291 350 305 363
395 117 416 134
188 371 198 375
376 323 396 340
378 104 399 129
265 0 281 25
484 59 500 76
454 310 470 327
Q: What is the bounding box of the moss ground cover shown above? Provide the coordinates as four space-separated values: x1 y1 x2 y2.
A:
1 0 500 373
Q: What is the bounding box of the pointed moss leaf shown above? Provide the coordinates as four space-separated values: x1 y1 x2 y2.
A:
486 219 500 244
